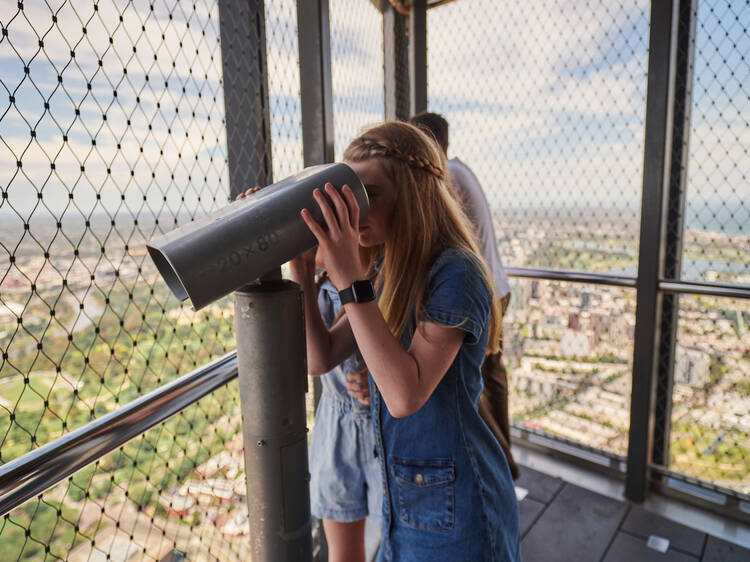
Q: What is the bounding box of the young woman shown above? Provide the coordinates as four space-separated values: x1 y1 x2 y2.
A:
290 121 521 561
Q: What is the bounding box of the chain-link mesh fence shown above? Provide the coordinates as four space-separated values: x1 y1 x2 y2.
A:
682 0 750 284
330 0 384 160
659 0 750 498
668 294 750 496
0 0 234 462
3 0 750 553
1 382 244 561
428 0 649 276
0 0 240 556
505 278 635 456
265 0 303 182
0 0 312 558
427 0 648 456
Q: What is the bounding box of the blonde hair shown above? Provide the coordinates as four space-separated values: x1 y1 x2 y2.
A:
343 121 502 353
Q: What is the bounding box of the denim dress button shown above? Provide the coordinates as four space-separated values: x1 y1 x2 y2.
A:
413 473 424 485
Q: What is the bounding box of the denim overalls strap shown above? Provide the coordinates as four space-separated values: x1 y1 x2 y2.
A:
317 279 369 413
372 249 521 561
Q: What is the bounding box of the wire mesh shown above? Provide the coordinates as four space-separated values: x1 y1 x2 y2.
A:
682 0 750 284
428 0 650 276
0 0 249 558
0 0 234 463
668 294 750 498
264 0 303 181
330 0 385 160
0 382 245 561
505 278 635 456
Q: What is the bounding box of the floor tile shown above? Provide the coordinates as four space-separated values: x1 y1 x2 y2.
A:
702 535 750 562
519 497 545 536
602 532 699 562
521 484 627 562
515 464 564 504
621 505 706 556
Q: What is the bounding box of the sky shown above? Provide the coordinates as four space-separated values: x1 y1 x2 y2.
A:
0 0 747 241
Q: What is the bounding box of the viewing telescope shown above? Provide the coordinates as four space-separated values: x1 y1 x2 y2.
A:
147 163 368 310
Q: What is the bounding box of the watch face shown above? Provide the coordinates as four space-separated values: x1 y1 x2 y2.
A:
352 280 375 302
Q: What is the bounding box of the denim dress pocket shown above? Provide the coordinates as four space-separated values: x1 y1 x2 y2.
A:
391 457 455 532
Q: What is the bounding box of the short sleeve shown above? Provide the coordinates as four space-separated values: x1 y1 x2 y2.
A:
317 282 339 329
420 249 491 345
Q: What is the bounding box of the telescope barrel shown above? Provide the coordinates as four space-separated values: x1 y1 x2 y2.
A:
146 163 368 310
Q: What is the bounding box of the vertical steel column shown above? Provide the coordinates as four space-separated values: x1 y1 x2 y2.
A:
626 0 681 503
219 0 273 197
297 0 334 412
652 0 697 468
409 0 428 116
298 0 335 166
234 282 312 560
384 5 410 121
220 2 312 559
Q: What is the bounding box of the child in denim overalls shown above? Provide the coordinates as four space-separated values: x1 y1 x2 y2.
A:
309 270 382 561
291 121 521 561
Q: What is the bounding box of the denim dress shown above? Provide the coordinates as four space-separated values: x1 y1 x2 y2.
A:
371 249 521 561
308 278 382 524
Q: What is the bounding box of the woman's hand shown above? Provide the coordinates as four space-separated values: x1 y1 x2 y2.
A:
301 182 365 290
345 367 371 406
235 186 261 200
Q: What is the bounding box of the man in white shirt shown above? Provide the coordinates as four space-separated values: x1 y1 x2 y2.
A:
410 112 519 479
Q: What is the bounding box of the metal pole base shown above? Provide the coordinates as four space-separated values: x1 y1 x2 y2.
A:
234 280 312 561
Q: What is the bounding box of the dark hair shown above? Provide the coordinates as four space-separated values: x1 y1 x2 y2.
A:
409 111 449 154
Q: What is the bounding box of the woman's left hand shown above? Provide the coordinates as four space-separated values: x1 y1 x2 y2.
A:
345 368 371 406
301 182 366 290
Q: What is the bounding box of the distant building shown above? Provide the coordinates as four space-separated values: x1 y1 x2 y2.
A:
561 329 592 357
591 313 610 345
610 316 633 344
159 494 196 518
581 292 591 310
568 312 580 331
674 346 710 387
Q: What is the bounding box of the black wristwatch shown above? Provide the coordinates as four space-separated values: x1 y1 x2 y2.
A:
338 280 376 305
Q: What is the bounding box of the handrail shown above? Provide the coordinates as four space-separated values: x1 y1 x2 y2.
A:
505 266 637 288
660 278 750 300
507 266 750 299
0 351 238 517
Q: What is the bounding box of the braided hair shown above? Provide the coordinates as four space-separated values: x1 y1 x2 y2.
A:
350 136 446 180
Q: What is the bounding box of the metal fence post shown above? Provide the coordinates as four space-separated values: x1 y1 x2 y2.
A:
651 0 697 470
409 0 427 115
220 2 312 559
384 4 410 121
298 0 335 414
626 0 682 503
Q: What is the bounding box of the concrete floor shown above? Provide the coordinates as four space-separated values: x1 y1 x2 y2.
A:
514 446 750 562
